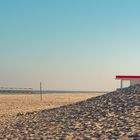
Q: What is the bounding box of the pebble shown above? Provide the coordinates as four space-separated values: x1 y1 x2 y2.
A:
0 84 140 139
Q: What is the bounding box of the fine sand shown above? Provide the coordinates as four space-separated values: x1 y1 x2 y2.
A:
0 93 104 128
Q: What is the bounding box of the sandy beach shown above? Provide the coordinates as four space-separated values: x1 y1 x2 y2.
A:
0 93 104 128
1 85 140 139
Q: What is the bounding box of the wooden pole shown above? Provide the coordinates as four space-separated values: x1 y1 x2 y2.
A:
121 80 123 89
40 82 42 101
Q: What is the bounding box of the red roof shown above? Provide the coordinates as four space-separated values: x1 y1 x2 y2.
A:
116 75 140 79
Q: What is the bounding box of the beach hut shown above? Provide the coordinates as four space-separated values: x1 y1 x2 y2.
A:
116 75 140 88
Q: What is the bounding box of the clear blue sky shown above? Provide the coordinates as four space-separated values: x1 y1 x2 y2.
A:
1 0 140 90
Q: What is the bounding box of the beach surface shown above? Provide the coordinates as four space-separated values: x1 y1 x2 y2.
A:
0 93 104 129
1 85 140 139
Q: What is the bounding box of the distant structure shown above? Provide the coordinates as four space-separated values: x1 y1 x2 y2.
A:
116 75 140 88
0 87 33 93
